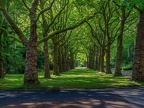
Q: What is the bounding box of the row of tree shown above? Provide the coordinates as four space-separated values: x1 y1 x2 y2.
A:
0 0 144 84
84 0 144 82
0 0 97 84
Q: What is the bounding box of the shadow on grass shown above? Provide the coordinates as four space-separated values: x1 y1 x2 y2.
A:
0 68 143 89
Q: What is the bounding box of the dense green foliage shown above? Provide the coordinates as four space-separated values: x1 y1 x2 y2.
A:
0 0 136 73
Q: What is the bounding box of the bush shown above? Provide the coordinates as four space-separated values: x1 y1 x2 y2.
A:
3 45 26 74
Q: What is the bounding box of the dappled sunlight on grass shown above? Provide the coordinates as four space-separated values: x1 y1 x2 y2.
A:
0 68 143 89
0 74 23 89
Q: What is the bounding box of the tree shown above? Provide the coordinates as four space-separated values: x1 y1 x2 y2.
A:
113 1 133 76
132 7 144 81
40 0 52 78
0 15 3 78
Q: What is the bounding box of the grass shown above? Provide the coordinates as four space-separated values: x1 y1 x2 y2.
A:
0 68 144 89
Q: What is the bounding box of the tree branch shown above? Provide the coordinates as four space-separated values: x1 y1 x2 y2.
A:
37 12 98 45
8 35 21 42
47 1 69 31
35 0 55 22
0 27 7 33
134 5 143 13
59 30 72 48
21 0 30 11
86 21 105 49
112 0 120 8
0 27 22 43
0 3 28 46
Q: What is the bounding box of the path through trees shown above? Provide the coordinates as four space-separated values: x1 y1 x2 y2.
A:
0 0 144 84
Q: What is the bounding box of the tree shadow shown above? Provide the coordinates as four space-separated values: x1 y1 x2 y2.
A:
0 89 137 108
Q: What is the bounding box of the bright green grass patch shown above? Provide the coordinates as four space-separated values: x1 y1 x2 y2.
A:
0 68 144 89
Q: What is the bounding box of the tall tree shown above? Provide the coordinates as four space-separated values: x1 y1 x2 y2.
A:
40 0 52 78
0 17 3 78
132 7 144 81
113 1 133 76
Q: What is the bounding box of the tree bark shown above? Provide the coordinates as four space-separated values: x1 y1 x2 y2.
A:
53 43 59 75
96 46 100 71
44 40 50 78
62 46 69 72
132 10 144 82
89 54 95 69
87 55 90 68
106 42 111 74
24 0 39 84
114 35 123 76
58 47 63 73
95 54 99 71
24 39 39 84
100 47 105 72
0 31 3 78
69 54 75 69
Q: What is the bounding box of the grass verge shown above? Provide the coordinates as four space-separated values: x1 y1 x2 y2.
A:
0 68 143 89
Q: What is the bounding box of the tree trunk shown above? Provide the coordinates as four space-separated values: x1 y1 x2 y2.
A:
87 55 90 68
114 8 125 76
96 47 100 71
24 0 39 84
132 11 144 82
42 13 50 78
58 47 63 73
0 32 3 78
24 39 39 84
97 57 100 71
88 49 95 69
100 48 105 72
62 47 66 71
62 46 69 72
69 54 75 69
106 43 111 74
90 56 95 69
44 40 50 78
0 55 3 78
53 44 59 75
114 35 123 76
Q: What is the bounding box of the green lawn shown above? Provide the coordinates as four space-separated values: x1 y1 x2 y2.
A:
0 68 143 89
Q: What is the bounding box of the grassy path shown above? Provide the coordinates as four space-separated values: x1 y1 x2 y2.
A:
0 68 143 89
